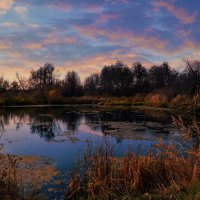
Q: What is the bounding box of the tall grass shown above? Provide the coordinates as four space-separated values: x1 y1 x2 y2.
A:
66 140 198 200
173 116 200 187
173 117 200 151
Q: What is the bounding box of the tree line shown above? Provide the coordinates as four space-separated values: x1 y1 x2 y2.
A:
0 59 200 100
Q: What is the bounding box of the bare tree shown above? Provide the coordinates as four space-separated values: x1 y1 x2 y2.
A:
16 72 27 91
183 58 200 113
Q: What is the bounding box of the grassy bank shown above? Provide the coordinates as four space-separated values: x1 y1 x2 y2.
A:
0 93 197 112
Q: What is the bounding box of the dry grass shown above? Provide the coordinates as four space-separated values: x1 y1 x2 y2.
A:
173 117 200 152
66 141 197 200
0 153 58 199
169 95 190 109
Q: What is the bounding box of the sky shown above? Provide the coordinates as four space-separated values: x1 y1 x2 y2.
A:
0 0 200 81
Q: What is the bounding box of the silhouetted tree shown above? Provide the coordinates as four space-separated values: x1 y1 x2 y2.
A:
183 58 200 95
84 73 100 95
16 72 28 91
10 81 20 94
100 61 133 96
2 58 200 104
0 76 9 95
132 62 147 93
148 62 172 90
30 63 56 99
63 71 82 96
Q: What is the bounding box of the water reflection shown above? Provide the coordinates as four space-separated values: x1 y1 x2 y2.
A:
0 106 181 199
0 107 174 142
62 111 82 134
30 115 59 140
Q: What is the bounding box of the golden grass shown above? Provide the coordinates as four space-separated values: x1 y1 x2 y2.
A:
66 141 198 200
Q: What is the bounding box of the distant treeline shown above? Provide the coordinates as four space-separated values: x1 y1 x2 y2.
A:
0 58 199 104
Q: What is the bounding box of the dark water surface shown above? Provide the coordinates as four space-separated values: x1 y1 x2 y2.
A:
0 106 183 198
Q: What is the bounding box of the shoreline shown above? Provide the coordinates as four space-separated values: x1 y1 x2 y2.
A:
0 103 174 111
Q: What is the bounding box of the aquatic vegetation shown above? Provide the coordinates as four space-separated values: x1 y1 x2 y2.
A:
101 121 173 141
0 154 58 199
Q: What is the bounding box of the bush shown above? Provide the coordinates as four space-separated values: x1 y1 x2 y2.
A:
144 93 169 108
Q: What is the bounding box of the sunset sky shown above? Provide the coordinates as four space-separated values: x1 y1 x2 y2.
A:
0 0 199 81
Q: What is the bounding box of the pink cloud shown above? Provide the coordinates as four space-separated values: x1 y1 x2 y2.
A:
24 43 42 50
43 31 77 46
0 42 10 50
95 13 120 24
0 46 150 82
50 2 72 12
82 4 103 13
2 37 200 82
176 28 192 38
75 25 169 54
0 0 14 15
151 0 197 24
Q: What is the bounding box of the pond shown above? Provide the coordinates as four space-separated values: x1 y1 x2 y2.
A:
0 105 183 198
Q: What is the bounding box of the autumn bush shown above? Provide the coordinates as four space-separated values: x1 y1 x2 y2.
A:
144 93 169 108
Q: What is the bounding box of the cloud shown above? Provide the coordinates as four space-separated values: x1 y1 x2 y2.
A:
106 0 129 4
82 4 103 13
0 42 10 50
24 43 42 50
0 0 14 15
43 30 78 46
95 13 120 24
75 25 169 54
176 28 192 38
0 0 200 81
49 2 72 12
1 22 19 28
14 6 28 15
26 23 40 29
151 0 197 24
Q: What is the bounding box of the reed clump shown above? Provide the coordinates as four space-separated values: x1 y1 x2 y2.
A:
66 141 197 200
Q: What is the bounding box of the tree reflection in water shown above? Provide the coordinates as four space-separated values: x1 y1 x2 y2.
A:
61 111 82 134
0 107 172 141
30 115 58 140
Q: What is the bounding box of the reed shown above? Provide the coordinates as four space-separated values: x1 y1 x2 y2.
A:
66 140 197 200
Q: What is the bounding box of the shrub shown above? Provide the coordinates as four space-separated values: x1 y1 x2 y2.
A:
144 93 169 107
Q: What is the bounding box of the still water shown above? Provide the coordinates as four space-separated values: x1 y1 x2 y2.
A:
0 106 183 198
